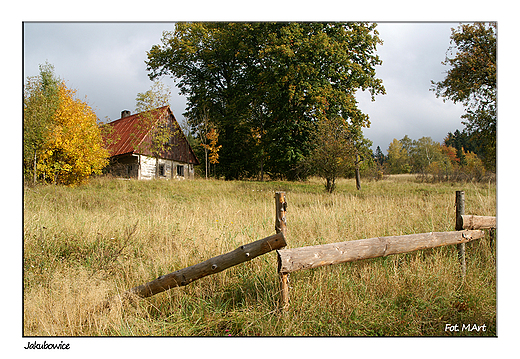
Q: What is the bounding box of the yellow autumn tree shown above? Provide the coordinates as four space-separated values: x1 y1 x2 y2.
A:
206 128 222 165
201 128 222 178
38 83 109 185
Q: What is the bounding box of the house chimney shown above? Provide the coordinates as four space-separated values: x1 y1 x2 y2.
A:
121 110 131 118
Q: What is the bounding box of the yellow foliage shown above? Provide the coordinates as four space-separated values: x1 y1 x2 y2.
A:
202 128 222 164
38 83 109 185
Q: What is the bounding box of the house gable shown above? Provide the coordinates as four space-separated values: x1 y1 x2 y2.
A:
102 106 199 166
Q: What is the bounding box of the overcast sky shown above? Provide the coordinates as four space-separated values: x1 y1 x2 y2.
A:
24 22 468 153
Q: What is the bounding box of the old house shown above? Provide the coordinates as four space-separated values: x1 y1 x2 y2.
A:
103 106 199 180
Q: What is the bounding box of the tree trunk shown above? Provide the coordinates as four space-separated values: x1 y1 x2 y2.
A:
260 150 264 182
205 148 208 179
355 153 361 190
33 151 37 185
326 177 336 193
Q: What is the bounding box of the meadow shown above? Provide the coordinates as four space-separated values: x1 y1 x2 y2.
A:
23 175 496 336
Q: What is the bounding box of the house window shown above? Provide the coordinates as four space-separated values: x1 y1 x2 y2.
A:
177 165 184 177
159 164 165 177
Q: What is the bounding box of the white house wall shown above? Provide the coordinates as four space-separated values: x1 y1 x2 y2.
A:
138 155 156 180
138 154 193 180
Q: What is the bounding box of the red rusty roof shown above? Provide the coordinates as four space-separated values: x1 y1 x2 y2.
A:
102 106 199 165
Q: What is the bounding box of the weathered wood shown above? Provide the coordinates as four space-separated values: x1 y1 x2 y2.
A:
456 191 466 277
279 272 290 309
275 192 290 308
275 192 287 236
127 232 286 298
277 230 485 274
462 215 496 230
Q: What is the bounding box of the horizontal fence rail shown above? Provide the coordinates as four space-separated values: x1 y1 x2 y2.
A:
462 215 496 230
277 230 485 274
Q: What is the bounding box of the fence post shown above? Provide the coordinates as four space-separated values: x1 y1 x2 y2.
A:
490 228 495 248
455 191 466 278
275 192 289 309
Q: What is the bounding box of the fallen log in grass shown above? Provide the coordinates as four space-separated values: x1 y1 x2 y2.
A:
126 232 286 299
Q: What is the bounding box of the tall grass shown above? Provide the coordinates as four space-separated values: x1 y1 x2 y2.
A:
23 175 496 336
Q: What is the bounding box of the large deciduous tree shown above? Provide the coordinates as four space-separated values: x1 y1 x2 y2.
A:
146 22 385 180
431 22 496 171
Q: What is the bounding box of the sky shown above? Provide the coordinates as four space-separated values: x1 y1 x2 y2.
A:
24 22 468 154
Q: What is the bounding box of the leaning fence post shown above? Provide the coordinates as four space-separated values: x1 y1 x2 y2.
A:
455 191 466 278
275 192 289 309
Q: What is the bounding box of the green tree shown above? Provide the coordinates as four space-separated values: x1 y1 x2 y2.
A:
24 63 108 185
444 129 485 166
306 117 369 193
431 22 496 170
409 137 444 174
374 145 386 166
146 22 385 180
23 62 61 183
399 135 413 157
387 138 410 174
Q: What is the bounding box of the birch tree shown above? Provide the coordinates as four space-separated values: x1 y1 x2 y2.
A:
23 62 60 183
134 81 177 178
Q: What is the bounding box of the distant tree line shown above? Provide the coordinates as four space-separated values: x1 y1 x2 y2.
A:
371 21 496 182
372 133 488 182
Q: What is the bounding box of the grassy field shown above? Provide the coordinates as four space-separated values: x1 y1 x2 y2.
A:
23 175 496 336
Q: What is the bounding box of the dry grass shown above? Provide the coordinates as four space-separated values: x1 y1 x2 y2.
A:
23 176 496 336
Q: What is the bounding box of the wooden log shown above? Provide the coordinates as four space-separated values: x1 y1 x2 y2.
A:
275 192 290 308
127 232 286 298
277 230 485 274
279 271 290 308
462 215 496 230
275 192 287 236
456 191 466 277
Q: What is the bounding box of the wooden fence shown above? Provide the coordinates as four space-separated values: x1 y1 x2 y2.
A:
127 232 286 298
106 190 494 311
276 190 496 308
102 192 288 308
